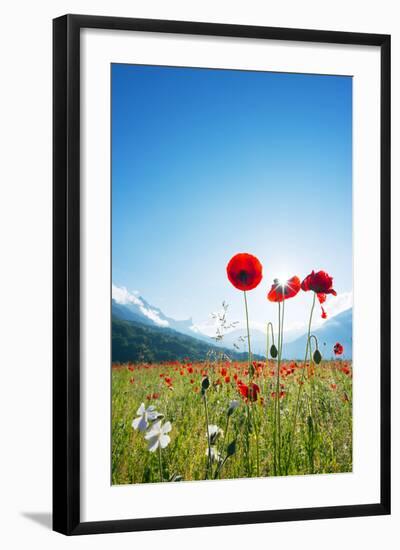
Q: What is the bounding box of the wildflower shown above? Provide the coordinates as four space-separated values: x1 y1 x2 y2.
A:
301 270 336 318
132 403 158 432
226 253 263 291
237 381 260 402
144 420 172 452
301 270 337 295
267 276 301 302
334 342 344 356
271 391 286 399
129 377 135 384
331 383 337 390
207 424 223 445
225 376 230 383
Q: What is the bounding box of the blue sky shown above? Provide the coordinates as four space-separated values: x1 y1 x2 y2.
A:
112 64 352 338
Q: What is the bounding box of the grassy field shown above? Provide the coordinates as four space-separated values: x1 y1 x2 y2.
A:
112 357 352 484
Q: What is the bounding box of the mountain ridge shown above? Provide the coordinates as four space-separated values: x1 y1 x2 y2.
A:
112 287 352 359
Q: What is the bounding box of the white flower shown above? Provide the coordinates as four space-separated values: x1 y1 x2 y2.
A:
144 420 172 452
206 446 222 463
207 424 223 445
132 403 158 432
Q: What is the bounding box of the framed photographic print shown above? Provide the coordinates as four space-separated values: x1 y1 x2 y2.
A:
53 14 391 535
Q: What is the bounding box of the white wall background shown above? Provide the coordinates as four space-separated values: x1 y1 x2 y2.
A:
0 0 398 548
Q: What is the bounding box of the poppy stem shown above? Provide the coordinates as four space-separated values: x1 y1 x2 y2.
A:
276 299 285 474
245 402 252 476
243 290 252 381
203 394 212 479
216 414 230 479
253 406 260 477
308 338 315 473
266 322 274 360
243 290 254 476
285 292 316 475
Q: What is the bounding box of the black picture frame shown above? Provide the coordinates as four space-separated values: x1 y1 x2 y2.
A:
53 14 391 535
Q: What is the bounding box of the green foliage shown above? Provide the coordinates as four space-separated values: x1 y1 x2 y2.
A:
112 318 260 363
112 359 353 484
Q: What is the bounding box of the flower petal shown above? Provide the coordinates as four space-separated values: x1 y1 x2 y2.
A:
132 417 141 430
161 421 172 434
159 434 171 449
146 436 160 452
137 416 148 432
136 403 145 416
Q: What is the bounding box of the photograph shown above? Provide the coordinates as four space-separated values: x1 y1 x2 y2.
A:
111 63 353 485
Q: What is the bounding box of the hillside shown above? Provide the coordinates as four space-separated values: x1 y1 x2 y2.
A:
112 318 261 363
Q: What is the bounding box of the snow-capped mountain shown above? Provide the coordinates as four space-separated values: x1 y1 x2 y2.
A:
112 284 352 359
112 284 206 340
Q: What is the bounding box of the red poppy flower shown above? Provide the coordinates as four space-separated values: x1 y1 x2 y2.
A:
301 270 337 295
226 253 263 291
302 271 336 318
237 381 260 402
267 276 301 302
225 376 230 383
334 342 344 356
271 391 286 399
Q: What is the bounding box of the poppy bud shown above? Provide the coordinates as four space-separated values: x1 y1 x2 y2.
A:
270 345 278 358
201 377 210 395
227 440 236 457
248 363 255 377
313 349 322 364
